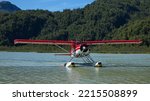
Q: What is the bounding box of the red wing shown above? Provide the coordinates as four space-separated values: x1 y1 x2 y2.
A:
14 39 74 45
84 40 142 45
14 39 142 45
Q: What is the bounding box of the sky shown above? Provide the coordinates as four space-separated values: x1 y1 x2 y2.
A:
1 0 94 11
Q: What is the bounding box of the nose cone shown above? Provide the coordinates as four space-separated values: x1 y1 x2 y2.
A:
80 44 89 52
82 46 86 50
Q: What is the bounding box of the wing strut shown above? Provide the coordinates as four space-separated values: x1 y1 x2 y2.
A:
54 44 69 53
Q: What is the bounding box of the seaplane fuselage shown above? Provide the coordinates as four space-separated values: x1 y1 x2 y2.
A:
71 44 90 58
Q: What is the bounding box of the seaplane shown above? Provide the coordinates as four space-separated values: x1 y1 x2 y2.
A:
14 39 142 67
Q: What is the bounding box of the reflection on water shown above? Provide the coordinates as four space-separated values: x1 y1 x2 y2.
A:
0 52 150 84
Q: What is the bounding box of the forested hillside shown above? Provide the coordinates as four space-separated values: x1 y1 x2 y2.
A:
0 0 149 46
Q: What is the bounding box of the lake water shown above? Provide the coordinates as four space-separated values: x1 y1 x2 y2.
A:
0 52 150 84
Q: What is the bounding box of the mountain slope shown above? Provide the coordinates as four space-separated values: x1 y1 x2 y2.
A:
0 1 21 12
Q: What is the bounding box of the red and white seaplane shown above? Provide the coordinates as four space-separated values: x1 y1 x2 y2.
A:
14 39 142 67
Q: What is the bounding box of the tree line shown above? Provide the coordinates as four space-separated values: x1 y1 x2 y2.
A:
0 0 149 46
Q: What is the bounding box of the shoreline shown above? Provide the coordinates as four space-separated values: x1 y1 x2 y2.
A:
0 45 150 54
0 51 150 54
